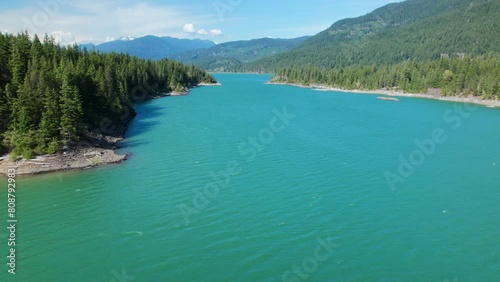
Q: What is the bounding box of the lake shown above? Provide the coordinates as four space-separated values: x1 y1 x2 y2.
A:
1 73 499 281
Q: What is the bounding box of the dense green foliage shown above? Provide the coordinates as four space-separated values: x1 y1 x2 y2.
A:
174 37 309 71
246 0 500 71
0 32 215 158
86 35 216 61
265 0 500 100
274 56 500 98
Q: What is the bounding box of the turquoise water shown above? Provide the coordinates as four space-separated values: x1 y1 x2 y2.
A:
1 73 500 281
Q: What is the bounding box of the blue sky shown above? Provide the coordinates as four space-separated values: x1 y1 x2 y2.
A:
0 0 400 44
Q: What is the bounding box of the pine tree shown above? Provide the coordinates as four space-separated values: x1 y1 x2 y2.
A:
0 33 11 89
8 32 31 90
0 88 8 135
40 88 61 141
59 78 83 142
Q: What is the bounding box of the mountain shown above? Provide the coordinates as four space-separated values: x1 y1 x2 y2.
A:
84 35 216 60
79 43 95 50
173 36 309 71
245 0 500 71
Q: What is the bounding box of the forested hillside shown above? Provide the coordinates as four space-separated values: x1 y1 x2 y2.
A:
246 0 500 71
273 56 500 98
0 32 215 159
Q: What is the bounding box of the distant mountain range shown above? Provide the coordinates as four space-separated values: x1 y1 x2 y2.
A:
80 35 310 71
81 35 215 60
172 36 310 71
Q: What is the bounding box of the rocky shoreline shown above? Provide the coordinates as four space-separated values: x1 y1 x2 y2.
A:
197 82 222 86
153 82 222 98
0 148 127 175
267 81 500 108
0 82 222 176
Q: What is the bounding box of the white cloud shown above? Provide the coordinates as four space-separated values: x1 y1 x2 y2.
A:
197 29 208 35
184 23 222 37
0 1 219 44
210 29 223 36
183 24 196 34
50 31 76 45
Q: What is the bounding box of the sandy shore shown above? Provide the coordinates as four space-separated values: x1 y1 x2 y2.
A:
267 82 500 108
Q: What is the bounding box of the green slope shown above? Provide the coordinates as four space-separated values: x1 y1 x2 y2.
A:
246 0 500 71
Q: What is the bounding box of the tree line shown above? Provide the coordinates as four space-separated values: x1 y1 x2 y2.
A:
273 56 500 98
0 32 216 159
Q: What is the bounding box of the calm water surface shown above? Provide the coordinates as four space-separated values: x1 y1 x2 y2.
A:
1 74 499 281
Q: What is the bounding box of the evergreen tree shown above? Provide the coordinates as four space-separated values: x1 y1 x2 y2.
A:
59 78 83 142
8 32 31 90
40 88 61 142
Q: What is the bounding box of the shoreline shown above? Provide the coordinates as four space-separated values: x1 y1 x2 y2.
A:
197 82 222 86
267 81 500 108
0 148 128 176
154 82 222 98
209 71 273 75
0 82 221 176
